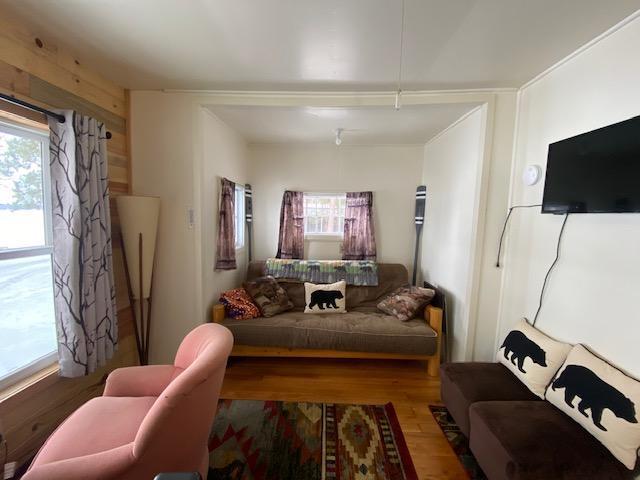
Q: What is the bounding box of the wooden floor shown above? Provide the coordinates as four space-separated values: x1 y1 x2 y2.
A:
220 357 468 480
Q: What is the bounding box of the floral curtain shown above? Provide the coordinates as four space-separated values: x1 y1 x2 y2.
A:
49 111 117 378
215 177 237 270
343 191 377 261
276 190 304 259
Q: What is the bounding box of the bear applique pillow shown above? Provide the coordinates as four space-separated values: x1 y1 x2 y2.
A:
546 344 640 470
497 319 572 398
304 281 346 314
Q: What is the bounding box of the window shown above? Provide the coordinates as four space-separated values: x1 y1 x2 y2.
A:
0 121 57 390
304 193 346 237
234 184 245 249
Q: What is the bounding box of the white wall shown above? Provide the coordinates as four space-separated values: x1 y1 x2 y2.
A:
131 91 201 364
419 92 518 362
497 16 640 377
200 109 249 322
421 108 484 361
470 93 518 361
131 92 249 363
248 144 424 274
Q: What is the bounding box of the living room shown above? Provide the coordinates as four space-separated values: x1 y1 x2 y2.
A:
0 1 639 479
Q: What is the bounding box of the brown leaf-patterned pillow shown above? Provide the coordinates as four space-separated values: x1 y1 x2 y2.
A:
243 276 294 317
377 286 435 321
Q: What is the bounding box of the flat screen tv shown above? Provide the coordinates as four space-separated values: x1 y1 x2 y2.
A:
542 116 640 214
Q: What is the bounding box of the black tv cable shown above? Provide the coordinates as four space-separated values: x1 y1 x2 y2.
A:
530 213 570 326
495 204 542 268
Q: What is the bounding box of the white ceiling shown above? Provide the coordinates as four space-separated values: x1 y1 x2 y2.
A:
2 0 639 91
206 104 479 145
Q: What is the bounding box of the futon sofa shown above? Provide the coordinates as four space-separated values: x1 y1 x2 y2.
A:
213 261 443 375
440 362 636 479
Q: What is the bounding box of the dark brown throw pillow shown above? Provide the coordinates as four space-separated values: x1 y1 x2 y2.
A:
243 276 294 317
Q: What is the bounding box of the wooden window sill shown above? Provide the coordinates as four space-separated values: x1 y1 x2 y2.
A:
304 234 343 242
0 363 59 404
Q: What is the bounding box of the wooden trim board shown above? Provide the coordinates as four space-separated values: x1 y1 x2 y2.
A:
0 9 126 117
230 346 433 360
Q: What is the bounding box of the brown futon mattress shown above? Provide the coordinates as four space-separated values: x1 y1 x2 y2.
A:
221 309 437 356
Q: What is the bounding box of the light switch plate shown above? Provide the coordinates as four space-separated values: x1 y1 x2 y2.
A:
187 207 195 229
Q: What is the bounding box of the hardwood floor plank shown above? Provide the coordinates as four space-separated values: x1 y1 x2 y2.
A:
220 357 468 480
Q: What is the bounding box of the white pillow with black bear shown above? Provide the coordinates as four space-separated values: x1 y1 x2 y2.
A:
497 319 572 398
546 344 640 470
304 281 346 314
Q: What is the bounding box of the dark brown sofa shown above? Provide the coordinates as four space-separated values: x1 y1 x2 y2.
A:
440 362 635 480
213 262 443 375
440 363 540 437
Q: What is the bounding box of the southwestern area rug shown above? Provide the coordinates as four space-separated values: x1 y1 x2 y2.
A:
208 400 418 480
428 406 487 480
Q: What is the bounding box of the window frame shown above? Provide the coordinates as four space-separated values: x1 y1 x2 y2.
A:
234 184 245 249
303 192 346 240
0 120 58 391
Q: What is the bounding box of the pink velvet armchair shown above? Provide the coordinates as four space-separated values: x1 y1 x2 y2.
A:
23 323 234 480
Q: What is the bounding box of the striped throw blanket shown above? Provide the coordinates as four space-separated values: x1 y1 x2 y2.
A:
265 258 379 286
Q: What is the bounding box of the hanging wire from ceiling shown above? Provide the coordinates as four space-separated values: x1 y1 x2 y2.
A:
395 0 406 110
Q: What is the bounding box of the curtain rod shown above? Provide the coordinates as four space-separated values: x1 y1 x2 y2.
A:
0 92 112 139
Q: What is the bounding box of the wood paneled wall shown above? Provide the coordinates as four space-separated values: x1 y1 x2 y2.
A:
0 9 138 468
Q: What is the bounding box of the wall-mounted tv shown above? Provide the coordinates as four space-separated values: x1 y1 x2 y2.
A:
542 116 640 214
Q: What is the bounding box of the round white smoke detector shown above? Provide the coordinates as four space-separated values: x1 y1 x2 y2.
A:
523 165 542 186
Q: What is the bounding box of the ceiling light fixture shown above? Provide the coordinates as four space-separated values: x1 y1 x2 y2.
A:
395 0 406 111
335 128 343 146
